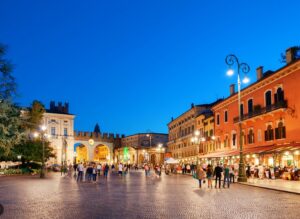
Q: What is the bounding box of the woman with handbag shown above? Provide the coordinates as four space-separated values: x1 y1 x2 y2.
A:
196 166 206 189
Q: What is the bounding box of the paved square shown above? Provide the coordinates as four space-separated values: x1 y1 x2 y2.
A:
0 171 299 219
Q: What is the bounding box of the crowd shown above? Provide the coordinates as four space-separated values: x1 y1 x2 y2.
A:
193 163 236 189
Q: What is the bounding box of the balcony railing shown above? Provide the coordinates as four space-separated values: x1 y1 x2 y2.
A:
233 100 287 123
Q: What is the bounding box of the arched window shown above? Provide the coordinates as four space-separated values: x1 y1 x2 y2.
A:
240 103 244 116
248 129 255 144
275 87 284 104
275 121 286 139
265 90 272 110
265 124 274 141
248 99 253 115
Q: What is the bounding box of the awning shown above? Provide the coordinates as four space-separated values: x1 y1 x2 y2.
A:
200 151 226 158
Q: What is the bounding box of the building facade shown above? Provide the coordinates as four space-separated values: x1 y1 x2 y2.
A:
208 47 300 168
167 103 215 164
115 133 168 166
42 101 75 165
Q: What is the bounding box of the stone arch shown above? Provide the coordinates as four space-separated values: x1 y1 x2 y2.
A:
139 154 144 164
74 143 88 163
150 154 156 165
94 144 110 162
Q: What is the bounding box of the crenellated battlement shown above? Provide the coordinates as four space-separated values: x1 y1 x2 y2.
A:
74 131 125 141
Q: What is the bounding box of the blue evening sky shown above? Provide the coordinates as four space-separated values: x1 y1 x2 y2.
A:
1 0 300 135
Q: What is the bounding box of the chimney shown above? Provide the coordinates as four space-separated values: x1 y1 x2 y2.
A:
256 66 263 80
286 47 295 64
191 103 194 108
230 84 235 95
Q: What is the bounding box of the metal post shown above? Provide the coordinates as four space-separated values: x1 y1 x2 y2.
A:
225 54 250 182
40 135 45 178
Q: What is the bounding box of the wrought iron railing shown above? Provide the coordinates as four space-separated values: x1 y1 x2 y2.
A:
233 100 287 123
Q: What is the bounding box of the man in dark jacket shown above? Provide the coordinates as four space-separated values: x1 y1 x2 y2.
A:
214 163 223 188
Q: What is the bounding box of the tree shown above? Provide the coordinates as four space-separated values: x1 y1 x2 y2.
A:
0 44 16 100
23 100 46 131
13 139 55 164
0 44 24 156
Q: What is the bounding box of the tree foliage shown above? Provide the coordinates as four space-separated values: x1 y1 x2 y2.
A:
13 139 55 163
22 100 46 131
0 44 24 155
0 44 16 100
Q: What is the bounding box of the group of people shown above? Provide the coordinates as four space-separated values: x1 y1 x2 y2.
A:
73 163 111 182
194 163 236 189
246 163 299 180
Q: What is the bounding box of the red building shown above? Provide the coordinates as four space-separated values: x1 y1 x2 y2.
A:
204 47 300 169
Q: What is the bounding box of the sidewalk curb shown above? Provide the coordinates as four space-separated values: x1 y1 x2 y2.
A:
237 182 300 195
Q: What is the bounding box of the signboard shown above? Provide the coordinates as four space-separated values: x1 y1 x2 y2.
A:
123 147 129 161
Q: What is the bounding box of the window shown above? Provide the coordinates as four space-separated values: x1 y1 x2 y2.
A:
265 125 274 141
257 129 262 142
232 133 236 147
51 127 56 136
216 114 220 125
224 135 228 148
240 104 244 116
248 99 253 114
209 129 213 137
248 129 255 144
224 111 228 122
275 121 286 139
274 87 284 104
265 90 272 110
64 128 68 136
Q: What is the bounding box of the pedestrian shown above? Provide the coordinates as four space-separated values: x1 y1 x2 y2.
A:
214 163 223 188
118 163 123 176
73 163 78 177
223 164 230 188
196 166 206 188
104 164 109 178
77 163 84 182
144 164 149 176
86 164 93 182
182 163 185 174
206 164 213 188
229 166 235 183
92 164 97 183
97 163 102 176
186 164 191 174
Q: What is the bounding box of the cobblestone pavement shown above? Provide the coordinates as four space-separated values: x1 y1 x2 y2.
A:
0 171 300 219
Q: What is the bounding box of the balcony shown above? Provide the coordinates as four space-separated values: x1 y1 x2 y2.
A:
233 100 287 123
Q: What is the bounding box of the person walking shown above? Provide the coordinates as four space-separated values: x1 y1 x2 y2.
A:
214 163 223 188
104 164 109 179
196 166 206 188
77 163 84 182
144 164 149 176
229 166 235 183
92 164 97 183
97 163 102 176
73 163 78 177
223 164 230 188
118 163 123 176
206 164 213 188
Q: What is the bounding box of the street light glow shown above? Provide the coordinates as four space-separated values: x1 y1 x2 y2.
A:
194 130 200 136
242 76 250 84
41 125 47 131
226 69 234 76
33 132 39 138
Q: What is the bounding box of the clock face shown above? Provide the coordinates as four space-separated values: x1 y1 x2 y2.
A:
141 140 150 146
88 139 94 146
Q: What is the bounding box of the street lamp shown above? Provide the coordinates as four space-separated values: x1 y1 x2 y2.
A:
225 54 250 182
33 125 47 178
146 134 152 148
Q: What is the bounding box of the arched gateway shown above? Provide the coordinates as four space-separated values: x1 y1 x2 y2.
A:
73 131 121 163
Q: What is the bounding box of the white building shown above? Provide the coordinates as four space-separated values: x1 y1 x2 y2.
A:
42 101 75 165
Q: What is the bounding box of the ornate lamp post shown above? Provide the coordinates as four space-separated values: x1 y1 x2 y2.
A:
225 54 250 182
